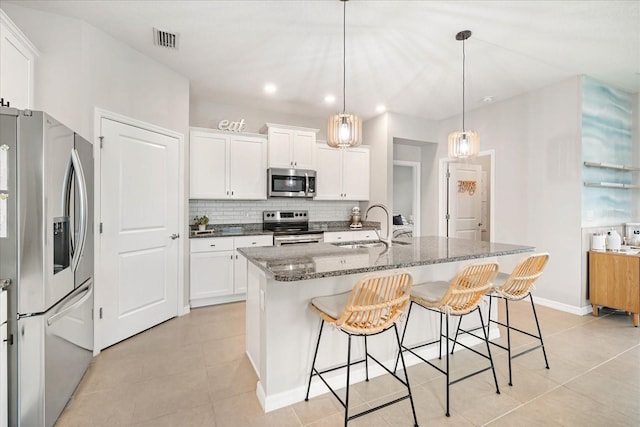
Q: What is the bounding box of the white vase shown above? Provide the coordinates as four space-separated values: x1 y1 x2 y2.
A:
198 224 206 231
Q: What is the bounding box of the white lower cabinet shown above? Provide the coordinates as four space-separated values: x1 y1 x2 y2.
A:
323 230 379 243
190 235 272 307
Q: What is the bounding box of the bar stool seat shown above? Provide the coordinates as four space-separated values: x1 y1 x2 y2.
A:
399 262 500 417
410 281 449 303
305 270 419 426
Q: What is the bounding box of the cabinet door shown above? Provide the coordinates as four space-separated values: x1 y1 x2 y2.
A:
0 12 37 110
268 128 294 168
230 135 267 199
233 235 273 294
190 131 229 199
342 147 370 201
292 130 316 169
190 251 234 300
314 144 343 200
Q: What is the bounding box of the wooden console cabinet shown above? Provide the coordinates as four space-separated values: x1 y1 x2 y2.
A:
588 250 639 327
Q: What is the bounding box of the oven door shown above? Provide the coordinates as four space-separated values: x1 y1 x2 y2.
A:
268 168 315 198
274 233 324 246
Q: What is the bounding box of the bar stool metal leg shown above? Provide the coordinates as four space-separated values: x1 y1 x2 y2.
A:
393 323 419 427
444 312 450 417
364 336 370 381
530 294 550 369
344 335 352 427
505 298 513 386
478 307 500 394
305 320 325 401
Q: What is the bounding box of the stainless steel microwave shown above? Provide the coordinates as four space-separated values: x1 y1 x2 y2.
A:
268 168 316 198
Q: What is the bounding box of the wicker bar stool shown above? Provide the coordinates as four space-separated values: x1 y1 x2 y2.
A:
304 270 419 427
453 253 550 386
398 262 500 417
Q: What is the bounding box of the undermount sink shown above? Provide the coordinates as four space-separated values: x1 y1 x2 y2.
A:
332 240 411 249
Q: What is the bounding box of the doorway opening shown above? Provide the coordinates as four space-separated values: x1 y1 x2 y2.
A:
438 150 494 242
393 160 420 238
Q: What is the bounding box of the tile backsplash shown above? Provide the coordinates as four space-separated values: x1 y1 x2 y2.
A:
189 199 357 225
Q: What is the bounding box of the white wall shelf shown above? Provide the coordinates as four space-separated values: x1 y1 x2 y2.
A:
583 161 640 172
583 182 640 189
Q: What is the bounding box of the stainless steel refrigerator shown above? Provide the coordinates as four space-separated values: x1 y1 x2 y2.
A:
0 107 94 427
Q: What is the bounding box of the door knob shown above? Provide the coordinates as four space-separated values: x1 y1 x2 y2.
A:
170 233 180 240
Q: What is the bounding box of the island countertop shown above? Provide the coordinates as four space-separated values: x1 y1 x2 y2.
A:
237 236 534 282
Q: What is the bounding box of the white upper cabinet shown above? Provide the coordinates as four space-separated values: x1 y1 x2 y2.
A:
0 9 38 110
189 128 267 200
315 143 370 201
263 123 318 169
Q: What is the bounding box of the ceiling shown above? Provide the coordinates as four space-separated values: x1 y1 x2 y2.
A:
6 0 640 121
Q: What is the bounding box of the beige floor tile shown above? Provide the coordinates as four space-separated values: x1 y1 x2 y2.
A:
213 391 301 427
304 403 388 427
130 369 212 424
202 334 247 367
54 387 137 426
486 385 638 426
74 353 152 395
130 404 216 427
207 356 259 402
292 388 366 425
563 367 640 419
54 299 640 426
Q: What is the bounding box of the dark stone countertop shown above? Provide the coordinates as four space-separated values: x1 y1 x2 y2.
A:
189 221 380 238
237 236 535 282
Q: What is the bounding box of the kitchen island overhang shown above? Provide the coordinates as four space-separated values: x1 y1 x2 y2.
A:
238 236 535 412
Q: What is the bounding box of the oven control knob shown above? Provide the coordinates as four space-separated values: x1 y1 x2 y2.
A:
303 212 307 216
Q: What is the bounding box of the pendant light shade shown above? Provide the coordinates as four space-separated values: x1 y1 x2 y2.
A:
448 30 479 159
327 0 362 148
327 113 362 148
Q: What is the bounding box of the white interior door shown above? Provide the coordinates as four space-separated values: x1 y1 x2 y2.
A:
99 118 179 349
447 162 482 240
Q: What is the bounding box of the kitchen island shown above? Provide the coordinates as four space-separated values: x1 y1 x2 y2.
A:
238 236 534 412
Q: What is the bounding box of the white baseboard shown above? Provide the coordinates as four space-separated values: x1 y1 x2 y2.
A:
180 305 191 316
533 296 592 316
190 293 245 308
257 327 500 413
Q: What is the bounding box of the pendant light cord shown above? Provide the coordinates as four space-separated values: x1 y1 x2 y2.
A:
462 37 466 132
342 0 346 114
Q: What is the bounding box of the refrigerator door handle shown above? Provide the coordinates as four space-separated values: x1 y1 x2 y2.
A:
63 148 89 273
46 280 92 327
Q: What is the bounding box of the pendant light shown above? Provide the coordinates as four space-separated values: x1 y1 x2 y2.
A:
448 30 479 159
327 0 362 148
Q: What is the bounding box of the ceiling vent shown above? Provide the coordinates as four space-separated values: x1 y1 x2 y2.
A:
153 28 179 50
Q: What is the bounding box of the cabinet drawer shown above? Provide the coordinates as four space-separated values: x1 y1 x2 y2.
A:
191 237 234 253
235 235 273 249
324 230 378 243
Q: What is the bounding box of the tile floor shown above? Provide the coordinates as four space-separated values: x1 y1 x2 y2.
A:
56 300 640 426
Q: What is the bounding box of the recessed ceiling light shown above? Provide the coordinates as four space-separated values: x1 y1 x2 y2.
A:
482 96 494 103
324 94 336 104
375 104 386 113
264 83 277 94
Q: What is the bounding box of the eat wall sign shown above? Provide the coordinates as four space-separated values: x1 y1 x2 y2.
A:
218 119 246 132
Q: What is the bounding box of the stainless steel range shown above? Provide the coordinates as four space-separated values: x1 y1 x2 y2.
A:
263 210 324 246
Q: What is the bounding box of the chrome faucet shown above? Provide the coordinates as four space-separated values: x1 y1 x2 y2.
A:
364 203 391 245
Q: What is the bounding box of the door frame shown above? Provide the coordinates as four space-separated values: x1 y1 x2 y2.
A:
93 108 185 355
438 149 495 241
393 160 421 237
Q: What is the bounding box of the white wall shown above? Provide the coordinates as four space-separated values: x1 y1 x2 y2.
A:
393 165 413 217
3 4 192 310
190 98 325 138
2 4 189 141
433 77 584 309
